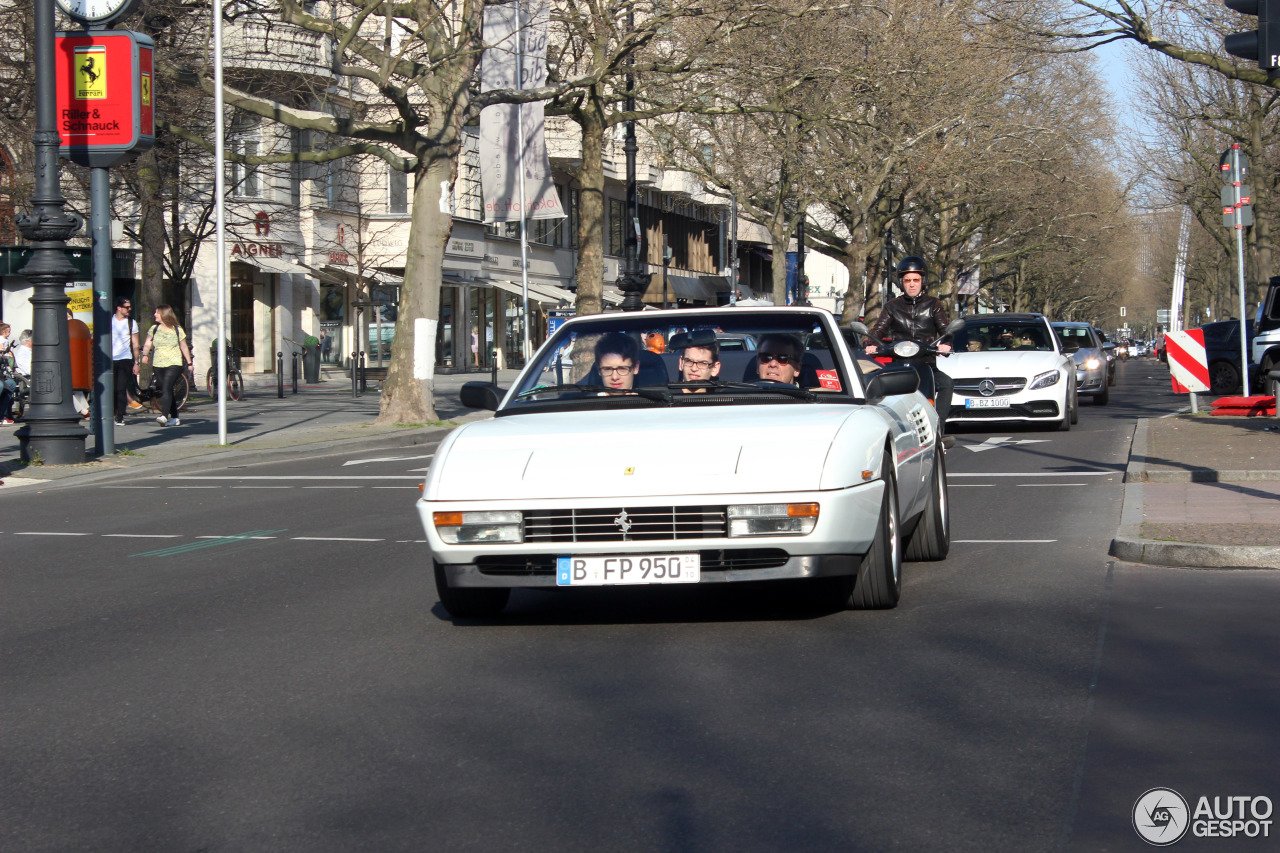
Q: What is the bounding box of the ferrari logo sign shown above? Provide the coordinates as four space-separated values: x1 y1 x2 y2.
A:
74 45 107 99
140 72 151 107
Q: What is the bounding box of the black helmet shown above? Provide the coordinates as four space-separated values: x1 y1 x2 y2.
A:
896 256 927 276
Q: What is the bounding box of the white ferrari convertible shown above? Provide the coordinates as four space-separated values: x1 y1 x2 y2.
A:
418 307 951 618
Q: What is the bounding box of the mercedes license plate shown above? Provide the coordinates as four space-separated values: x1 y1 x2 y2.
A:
965 398 1011 409
556 554 700 586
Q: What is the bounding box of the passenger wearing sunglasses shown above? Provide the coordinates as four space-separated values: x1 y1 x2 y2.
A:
672 330 721 392
593 332 640 392
755 334 804 385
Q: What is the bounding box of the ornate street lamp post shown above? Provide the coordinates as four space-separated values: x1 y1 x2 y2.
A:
616 11 650 312
15 0 88 464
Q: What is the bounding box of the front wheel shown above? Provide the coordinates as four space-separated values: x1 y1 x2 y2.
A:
228 371 244 401
816 451 902 610
904 446 950 561
434 561 510 619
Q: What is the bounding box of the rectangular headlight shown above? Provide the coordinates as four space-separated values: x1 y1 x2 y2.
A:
727 503 819 537
433 510 523 544
1028 369 1061 390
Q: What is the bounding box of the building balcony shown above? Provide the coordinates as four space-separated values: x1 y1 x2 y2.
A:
222 20 333 81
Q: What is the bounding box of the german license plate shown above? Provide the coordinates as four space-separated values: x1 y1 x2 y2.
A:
965 397 1011 409
556 554 700 586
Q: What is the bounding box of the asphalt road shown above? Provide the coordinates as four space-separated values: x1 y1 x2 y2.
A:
2 359 1276 852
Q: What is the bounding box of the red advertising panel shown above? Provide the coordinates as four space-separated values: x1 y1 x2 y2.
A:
54 30 155 167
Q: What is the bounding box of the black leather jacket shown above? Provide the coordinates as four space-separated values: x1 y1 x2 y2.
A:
868 293 951 349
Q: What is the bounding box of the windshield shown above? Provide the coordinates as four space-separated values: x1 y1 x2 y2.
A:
504 310 856 412
954 320 1054 353
1053 325 1096 348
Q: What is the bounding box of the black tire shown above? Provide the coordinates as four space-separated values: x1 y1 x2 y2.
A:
12 375 28 421
434 561 510 619
1069 383 1079 423
1094 383 1109 405
150 370 190 413
228 371 245 401
904 446 950 561
1209 360 1241 395
206 367 215 396
848 457 902 609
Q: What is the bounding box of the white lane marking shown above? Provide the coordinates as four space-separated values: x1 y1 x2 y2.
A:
13 531 90 536
950 484 995 487
372 486 420 489
232 486 293 489
965 436 1052 453
342 454 434 467
303 485 362 489
102 533 181 538
170 486 219 489
954 539 1058 543
161 476 423 480
292 536 384 542
103 485 159 489
195 535 278 540
395 539 428 543
1017 483 1087 487
407 467 432 472
950 471 1113 477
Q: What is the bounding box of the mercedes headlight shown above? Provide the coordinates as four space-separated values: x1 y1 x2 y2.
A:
433 510 524 544
1028 369 1061 390
728 503 819 537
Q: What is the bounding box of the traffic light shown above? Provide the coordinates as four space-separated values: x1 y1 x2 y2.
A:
1224 0 1280 71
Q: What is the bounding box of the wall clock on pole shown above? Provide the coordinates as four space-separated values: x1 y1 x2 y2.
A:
55 0 143 27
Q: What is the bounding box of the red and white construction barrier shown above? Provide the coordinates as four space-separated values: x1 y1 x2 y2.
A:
1165 329 1210 394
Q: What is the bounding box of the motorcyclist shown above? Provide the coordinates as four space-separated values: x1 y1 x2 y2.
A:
865 255 955 433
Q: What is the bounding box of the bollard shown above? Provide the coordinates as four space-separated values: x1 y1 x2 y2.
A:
291 351 299 394
359 351 367 393
491 349 498 386
277 351 284 398
351 351 358 399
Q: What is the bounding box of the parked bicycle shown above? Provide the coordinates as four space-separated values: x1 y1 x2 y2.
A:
132 362 191 414
206 345 244 401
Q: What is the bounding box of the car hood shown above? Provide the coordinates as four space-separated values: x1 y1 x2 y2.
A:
937 350 1065 379
428 405 862 501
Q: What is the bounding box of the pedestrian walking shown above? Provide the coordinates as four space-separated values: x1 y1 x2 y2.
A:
110 297 140 425
139 304 192 427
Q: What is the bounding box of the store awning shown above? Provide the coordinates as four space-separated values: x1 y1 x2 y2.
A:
489 278 577 307
235 254 303 276
644 274 718 303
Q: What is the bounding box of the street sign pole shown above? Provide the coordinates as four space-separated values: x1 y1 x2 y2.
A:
1221 144 1254 395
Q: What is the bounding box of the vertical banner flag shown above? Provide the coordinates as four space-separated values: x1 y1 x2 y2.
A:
479 0 565 223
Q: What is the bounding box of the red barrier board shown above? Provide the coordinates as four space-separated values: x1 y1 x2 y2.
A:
1166 329 1210 394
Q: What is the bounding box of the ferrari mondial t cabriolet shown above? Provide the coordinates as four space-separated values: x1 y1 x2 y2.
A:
418 307 951 618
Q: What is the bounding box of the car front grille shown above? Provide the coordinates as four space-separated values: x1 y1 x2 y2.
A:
475 549 791 577
952 377 1027 397
523 506 728 543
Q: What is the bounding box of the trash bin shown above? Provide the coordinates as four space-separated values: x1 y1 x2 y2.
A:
303 345 321 384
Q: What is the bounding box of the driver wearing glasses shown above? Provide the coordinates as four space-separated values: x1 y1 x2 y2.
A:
755 334 804 385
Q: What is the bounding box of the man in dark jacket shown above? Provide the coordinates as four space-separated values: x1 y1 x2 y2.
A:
865 256 955 433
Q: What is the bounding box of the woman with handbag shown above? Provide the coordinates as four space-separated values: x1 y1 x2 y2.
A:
139 304 193 427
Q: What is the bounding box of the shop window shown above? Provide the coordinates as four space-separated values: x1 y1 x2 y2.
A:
388 166 408 214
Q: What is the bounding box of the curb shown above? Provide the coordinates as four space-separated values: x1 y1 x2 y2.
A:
1111 418 1280 569
0 416 486 493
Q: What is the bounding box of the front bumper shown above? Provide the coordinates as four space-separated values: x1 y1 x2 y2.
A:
946 397 1061 422
418 481 886 588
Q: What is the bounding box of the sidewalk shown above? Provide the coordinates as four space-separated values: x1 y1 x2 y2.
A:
1111 415 1280 569
0 370 519 491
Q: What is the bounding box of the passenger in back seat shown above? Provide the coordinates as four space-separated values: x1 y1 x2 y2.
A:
671 330 721 393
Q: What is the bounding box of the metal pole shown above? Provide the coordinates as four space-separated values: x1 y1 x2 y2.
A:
15 0 87 464
617 9 648 312
90 167 114 456
662 238 670 309
351 350 358 398
1236 225 1250 394
291 351 298 394
277 352 284 398
729 194 739 304
515 0 531 359
214 0 228 444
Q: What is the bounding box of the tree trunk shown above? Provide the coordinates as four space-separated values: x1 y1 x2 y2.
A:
136 149 167 325
376 154 452 425
574 95 606 317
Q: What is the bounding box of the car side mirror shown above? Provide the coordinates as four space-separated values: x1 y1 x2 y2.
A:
863 364 918 404
460 381 504 411
1101 342 1116 351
